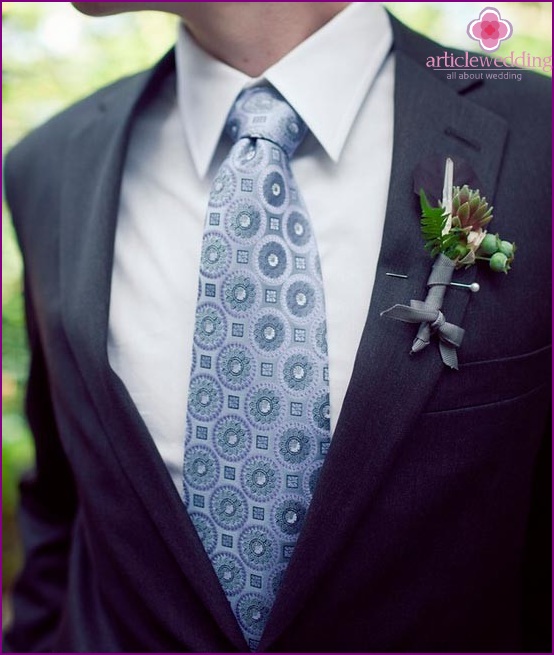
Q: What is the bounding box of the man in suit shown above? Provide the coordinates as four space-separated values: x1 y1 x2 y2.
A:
3 2 551 652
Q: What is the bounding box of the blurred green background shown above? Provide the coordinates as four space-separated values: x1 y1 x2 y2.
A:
2 0 551 626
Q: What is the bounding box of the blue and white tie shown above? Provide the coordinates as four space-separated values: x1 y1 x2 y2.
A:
184 85 330 650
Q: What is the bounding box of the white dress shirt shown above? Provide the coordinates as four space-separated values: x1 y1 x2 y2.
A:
108 2 394 492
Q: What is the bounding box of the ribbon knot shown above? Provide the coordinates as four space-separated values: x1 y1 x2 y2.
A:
380 254 465 370
431 311 445 330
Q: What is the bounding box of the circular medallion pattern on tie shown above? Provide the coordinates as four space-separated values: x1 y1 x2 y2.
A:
310 391 331 432
252 311 289 354
283 276 318 321
187 374 223 422
184 445 220 491
246 385 283 428
237 593 271 637
254 236 291 283
276 424 314 469
287 117 302 138
226 199 263 243
241 456 281 502
285 209 312 250
211 552 246 597
238 525 277 570
216 344 255 391
313 320 328 358
303 461 323 499
232 139 265 173
222 273 259 317
213 415 252 462
209 164 236 207
279 115 305 149
281 350 315 393
272 496 307 537
194 303 227 351
200 232 232 279
210 485 248 531
189 513 218 555
260 167 288 213
242 87 274 114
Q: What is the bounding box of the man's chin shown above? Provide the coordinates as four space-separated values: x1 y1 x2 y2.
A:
71 3 141 16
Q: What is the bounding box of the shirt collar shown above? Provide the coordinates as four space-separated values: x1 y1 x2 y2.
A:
176 2 393 179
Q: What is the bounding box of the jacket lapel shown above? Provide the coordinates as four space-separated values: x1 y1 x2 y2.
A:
260 32 508 650
59 52 248 651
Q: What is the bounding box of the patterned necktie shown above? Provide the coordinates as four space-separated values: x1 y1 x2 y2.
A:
183 85 330 650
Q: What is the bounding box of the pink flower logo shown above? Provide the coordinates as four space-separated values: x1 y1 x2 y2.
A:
467 7 513 52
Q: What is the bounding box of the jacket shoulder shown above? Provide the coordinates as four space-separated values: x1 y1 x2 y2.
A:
389 11 551 111
3 66 157 253
5 69 149 184
5 45 177 249
5 48 175 216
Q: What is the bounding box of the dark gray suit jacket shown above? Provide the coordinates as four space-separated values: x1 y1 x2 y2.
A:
3 15 551 653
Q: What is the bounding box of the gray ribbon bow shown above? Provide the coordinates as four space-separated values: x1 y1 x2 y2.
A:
381 255 465 370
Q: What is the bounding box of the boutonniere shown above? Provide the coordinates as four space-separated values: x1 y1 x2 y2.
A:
381 157 515 370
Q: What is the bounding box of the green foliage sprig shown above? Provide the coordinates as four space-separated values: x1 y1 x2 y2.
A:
420 190 462 259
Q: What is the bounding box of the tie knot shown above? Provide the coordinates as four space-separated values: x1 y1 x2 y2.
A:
226 86 308 158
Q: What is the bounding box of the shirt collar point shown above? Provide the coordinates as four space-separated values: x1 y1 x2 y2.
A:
325 142 342 164
307 126 344 164
194 155 213 181
188 136 217 180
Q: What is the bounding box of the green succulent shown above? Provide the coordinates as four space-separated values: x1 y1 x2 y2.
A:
451 185 493 230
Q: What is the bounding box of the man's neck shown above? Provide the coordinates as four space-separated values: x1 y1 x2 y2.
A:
175 2 351 77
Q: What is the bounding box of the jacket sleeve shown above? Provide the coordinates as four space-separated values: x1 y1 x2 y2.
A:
3 152 78 653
